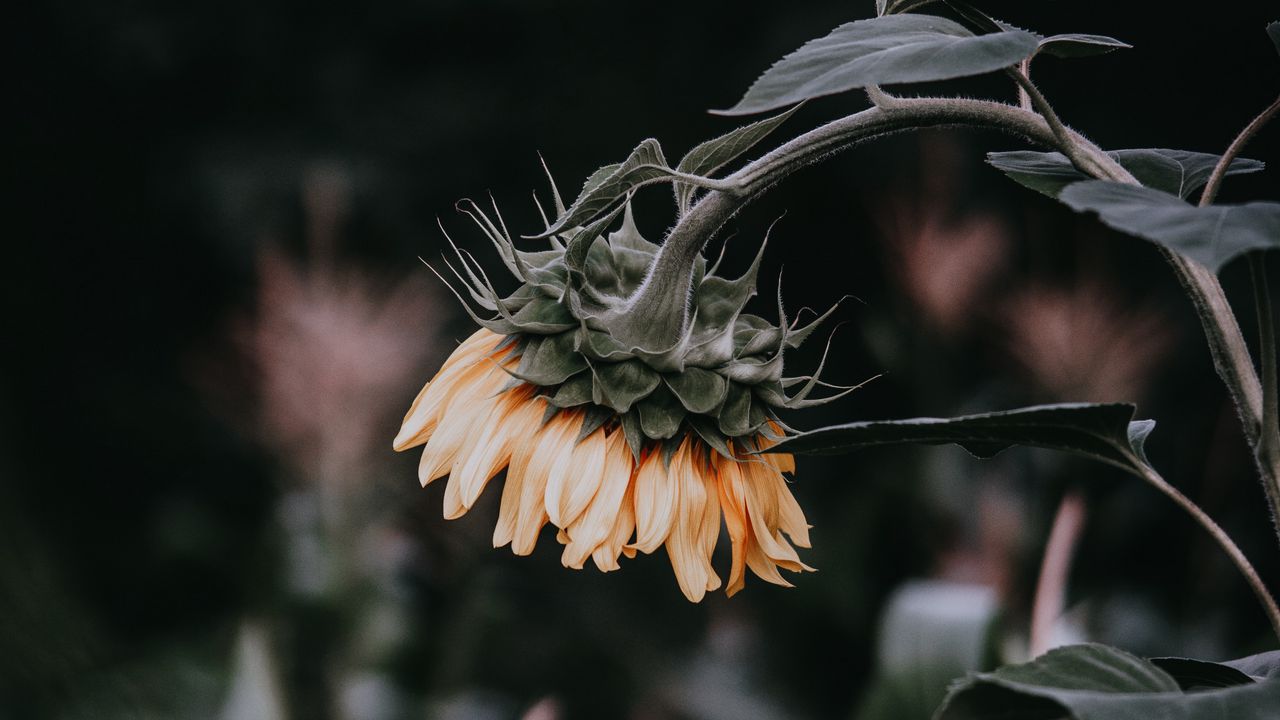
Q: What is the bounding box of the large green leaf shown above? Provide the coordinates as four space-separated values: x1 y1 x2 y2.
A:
1059 181 1280 271
715 14 1038 116
770 403 1154 476
937 644 1280 719
986 149 1264 199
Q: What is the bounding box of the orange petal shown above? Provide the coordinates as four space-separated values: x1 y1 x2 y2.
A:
393 330 507 450
544 425 606 529
716 457 750 597
458 388 540 509
665 438 709 602
511 409 581 555
592 478 636 572
562 429 634 569
631 447 678 553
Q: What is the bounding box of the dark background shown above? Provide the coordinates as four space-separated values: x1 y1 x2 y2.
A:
7 1 1280 719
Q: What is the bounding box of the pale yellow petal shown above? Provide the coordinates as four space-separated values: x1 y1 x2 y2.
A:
417 359 509 486
492 397 546 548
592 479 636 572
511 409 581 555
665 438 709 602
393 330 507 450
562 429 633 569
716 457 750 597
631 448 678 553
544 424 606 529
741 460 803 566
695 452 722 593
454 387 540 511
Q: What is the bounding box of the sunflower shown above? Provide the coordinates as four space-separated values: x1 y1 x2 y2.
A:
394 184 853 601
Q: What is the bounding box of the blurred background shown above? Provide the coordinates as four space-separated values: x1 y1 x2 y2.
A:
7 1 1280 718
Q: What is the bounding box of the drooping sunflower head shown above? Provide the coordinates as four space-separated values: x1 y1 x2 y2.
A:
394 175 854 601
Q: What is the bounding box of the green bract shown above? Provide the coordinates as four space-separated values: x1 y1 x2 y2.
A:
434 181 851 462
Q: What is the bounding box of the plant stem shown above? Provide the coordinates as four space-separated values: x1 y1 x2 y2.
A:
1197 94 1280 539
1029 490 1087 658
1199 95 1280 206
1251 254 1280 513
627 90 1280 632
1134 460 1280 641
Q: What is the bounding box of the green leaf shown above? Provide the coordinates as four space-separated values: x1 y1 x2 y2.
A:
533 139 670 238
714 14 1039 116
664 367 729 414
936 644 1280 720
855 581 998 720
1226 650 1280 680
1036 33 1131 58
512 332 587 385
1059 181 1280 272
673 105 800 215
590 358 661 413
636 384 686 440
986 149 1264 199
1148 657 1256 690
770 403 1153 476
1268 21 1279 56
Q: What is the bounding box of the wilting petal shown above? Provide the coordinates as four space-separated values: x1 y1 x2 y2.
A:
631 449 678 553
511 409 582 555
741 460 806 568
563 429 634 569
665 439 710 602
592 479 636 572
492 395 547 548
445 386 541 519
394 330 508 450
716 456 750 597
416 353 512 485
544 426 607 529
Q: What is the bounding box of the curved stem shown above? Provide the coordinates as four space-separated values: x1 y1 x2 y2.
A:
1251 254 1280 518
625 90 1279 632
1199 95 1280 206
1134 460 1280 640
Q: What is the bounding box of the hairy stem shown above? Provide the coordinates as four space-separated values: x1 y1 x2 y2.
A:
1199 95 1280 206
628 90 1278 628
1197 94 1280 540
1251 255 1280 517
1030 491 1088 657
1134 460 1280 641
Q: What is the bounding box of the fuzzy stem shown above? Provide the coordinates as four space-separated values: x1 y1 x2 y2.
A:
1199 95 1280 206
1029 490 1087 658
629 91 1278 630
1251 254 1280 522
1133 460 1280 641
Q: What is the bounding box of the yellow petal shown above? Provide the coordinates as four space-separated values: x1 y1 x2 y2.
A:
493 396 547 548
631 447 678 553
562 429 633 569
416 354 511 485
454 387 540 512
716 457 750 597
544 424 606 529
511 409 581 555
393 330 507 451
695 452 722 593
592 479 636 572
665 438 709 602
